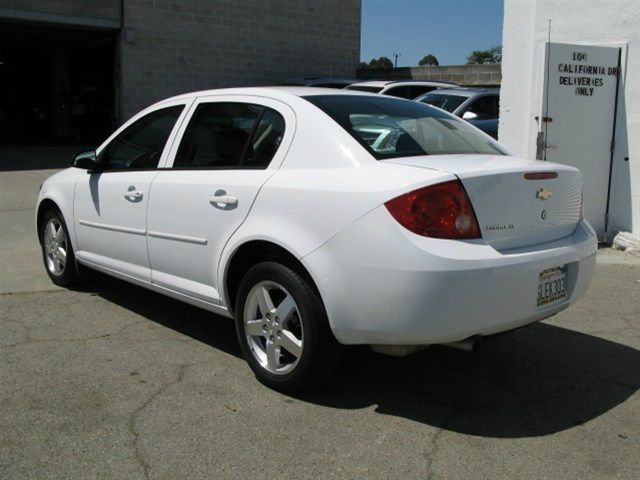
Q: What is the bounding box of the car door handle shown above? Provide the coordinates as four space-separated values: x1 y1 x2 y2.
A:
209 193 238 209
124 187 143 201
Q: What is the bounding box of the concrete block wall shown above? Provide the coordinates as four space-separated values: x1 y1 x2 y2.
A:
120 0 361 120
356 64 502 86
0 0 121 28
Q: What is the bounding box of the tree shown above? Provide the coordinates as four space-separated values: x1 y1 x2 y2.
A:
466 46 502 65
418 54 439 66
367 56 394 69
357 61 369 70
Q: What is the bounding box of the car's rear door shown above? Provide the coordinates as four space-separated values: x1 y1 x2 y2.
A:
73 99 191 281
147 95 295 304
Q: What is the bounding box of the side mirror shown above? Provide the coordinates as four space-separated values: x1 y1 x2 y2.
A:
72 150 98 171
462 111 478 120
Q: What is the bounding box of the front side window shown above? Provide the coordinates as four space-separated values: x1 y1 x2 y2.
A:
417 93 469 113
304 94 505 159
98 105 184 171
173 102 285 169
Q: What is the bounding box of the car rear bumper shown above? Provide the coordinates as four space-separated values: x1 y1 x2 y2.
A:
302 206 597 345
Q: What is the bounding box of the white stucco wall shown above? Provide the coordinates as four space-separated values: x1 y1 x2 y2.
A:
499 0 639 241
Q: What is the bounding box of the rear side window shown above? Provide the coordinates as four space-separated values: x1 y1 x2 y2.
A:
245 108 286 168
173 102 285 169
304 94 505 159
98 105 184 171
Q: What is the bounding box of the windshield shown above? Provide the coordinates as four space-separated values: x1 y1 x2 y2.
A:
416 93 469 112
346 85 384 93
304 95 505 159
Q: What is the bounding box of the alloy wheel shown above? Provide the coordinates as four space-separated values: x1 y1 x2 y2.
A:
43 217 68 276
243 281 304 375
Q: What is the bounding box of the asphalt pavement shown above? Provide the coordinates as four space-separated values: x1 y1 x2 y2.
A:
1 148 639 479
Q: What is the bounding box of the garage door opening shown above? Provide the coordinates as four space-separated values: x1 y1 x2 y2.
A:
0 23 117 147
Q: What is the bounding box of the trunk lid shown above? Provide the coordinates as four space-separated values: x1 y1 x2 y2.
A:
385 155 582 250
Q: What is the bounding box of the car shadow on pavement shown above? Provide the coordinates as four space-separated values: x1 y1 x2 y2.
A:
301 327 640 438
84 274 639 439
81 273 243 359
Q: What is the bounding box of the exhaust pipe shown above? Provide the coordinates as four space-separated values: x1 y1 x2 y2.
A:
441 335 483 352
370 335 485 357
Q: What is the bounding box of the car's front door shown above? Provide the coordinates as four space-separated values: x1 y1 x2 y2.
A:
146 95 294 304
73 100 190 281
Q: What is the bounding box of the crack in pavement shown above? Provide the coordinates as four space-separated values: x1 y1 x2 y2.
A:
0 319 152 350
424 424 447 478
422 402 471 478
0 289 66 297
127 362 211 479
127 364 191 479
0 207 40 213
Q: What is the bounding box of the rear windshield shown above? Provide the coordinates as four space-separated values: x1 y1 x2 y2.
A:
304 95 505 159
417 93 469 112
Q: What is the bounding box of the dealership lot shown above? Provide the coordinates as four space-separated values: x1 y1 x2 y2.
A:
1 153 639 479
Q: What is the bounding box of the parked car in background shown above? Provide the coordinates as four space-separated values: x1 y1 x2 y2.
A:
281 78 357 89
346 80 457 99
37 87 596 392
415 88 500 139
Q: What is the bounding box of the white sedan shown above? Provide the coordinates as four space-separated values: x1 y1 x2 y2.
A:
36 87 597 392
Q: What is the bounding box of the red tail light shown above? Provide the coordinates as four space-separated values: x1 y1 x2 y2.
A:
385 180 481 239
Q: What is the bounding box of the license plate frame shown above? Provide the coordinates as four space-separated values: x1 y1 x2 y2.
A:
537 265 568 308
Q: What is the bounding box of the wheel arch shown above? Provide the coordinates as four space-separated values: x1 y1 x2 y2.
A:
36 198 63 243
222 239 324 318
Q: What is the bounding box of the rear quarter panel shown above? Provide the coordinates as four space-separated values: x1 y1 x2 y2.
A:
218 163 455 307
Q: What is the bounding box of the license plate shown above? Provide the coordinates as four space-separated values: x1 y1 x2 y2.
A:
537 265 568 308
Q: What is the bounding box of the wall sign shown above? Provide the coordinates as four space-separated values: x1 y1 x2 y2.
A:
557 51 619 96
542 42 621 240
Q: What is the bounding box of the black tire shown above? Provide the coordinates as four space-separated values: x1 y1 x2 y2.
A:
234 261 342 393
39 208 80 287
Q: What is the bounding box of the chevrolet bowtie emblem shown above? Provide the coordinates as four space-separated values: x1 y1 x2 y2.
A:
536 187 553 201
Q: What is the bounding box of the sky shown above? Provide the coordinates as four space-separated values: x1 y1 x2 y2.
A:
360 0 504 66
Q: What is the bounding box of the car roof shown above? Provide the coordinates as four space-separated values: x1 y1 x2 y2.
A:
348 79 459 88
157 86 382 106
347 80 394 87
423 87 500 97
386 79 459 87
